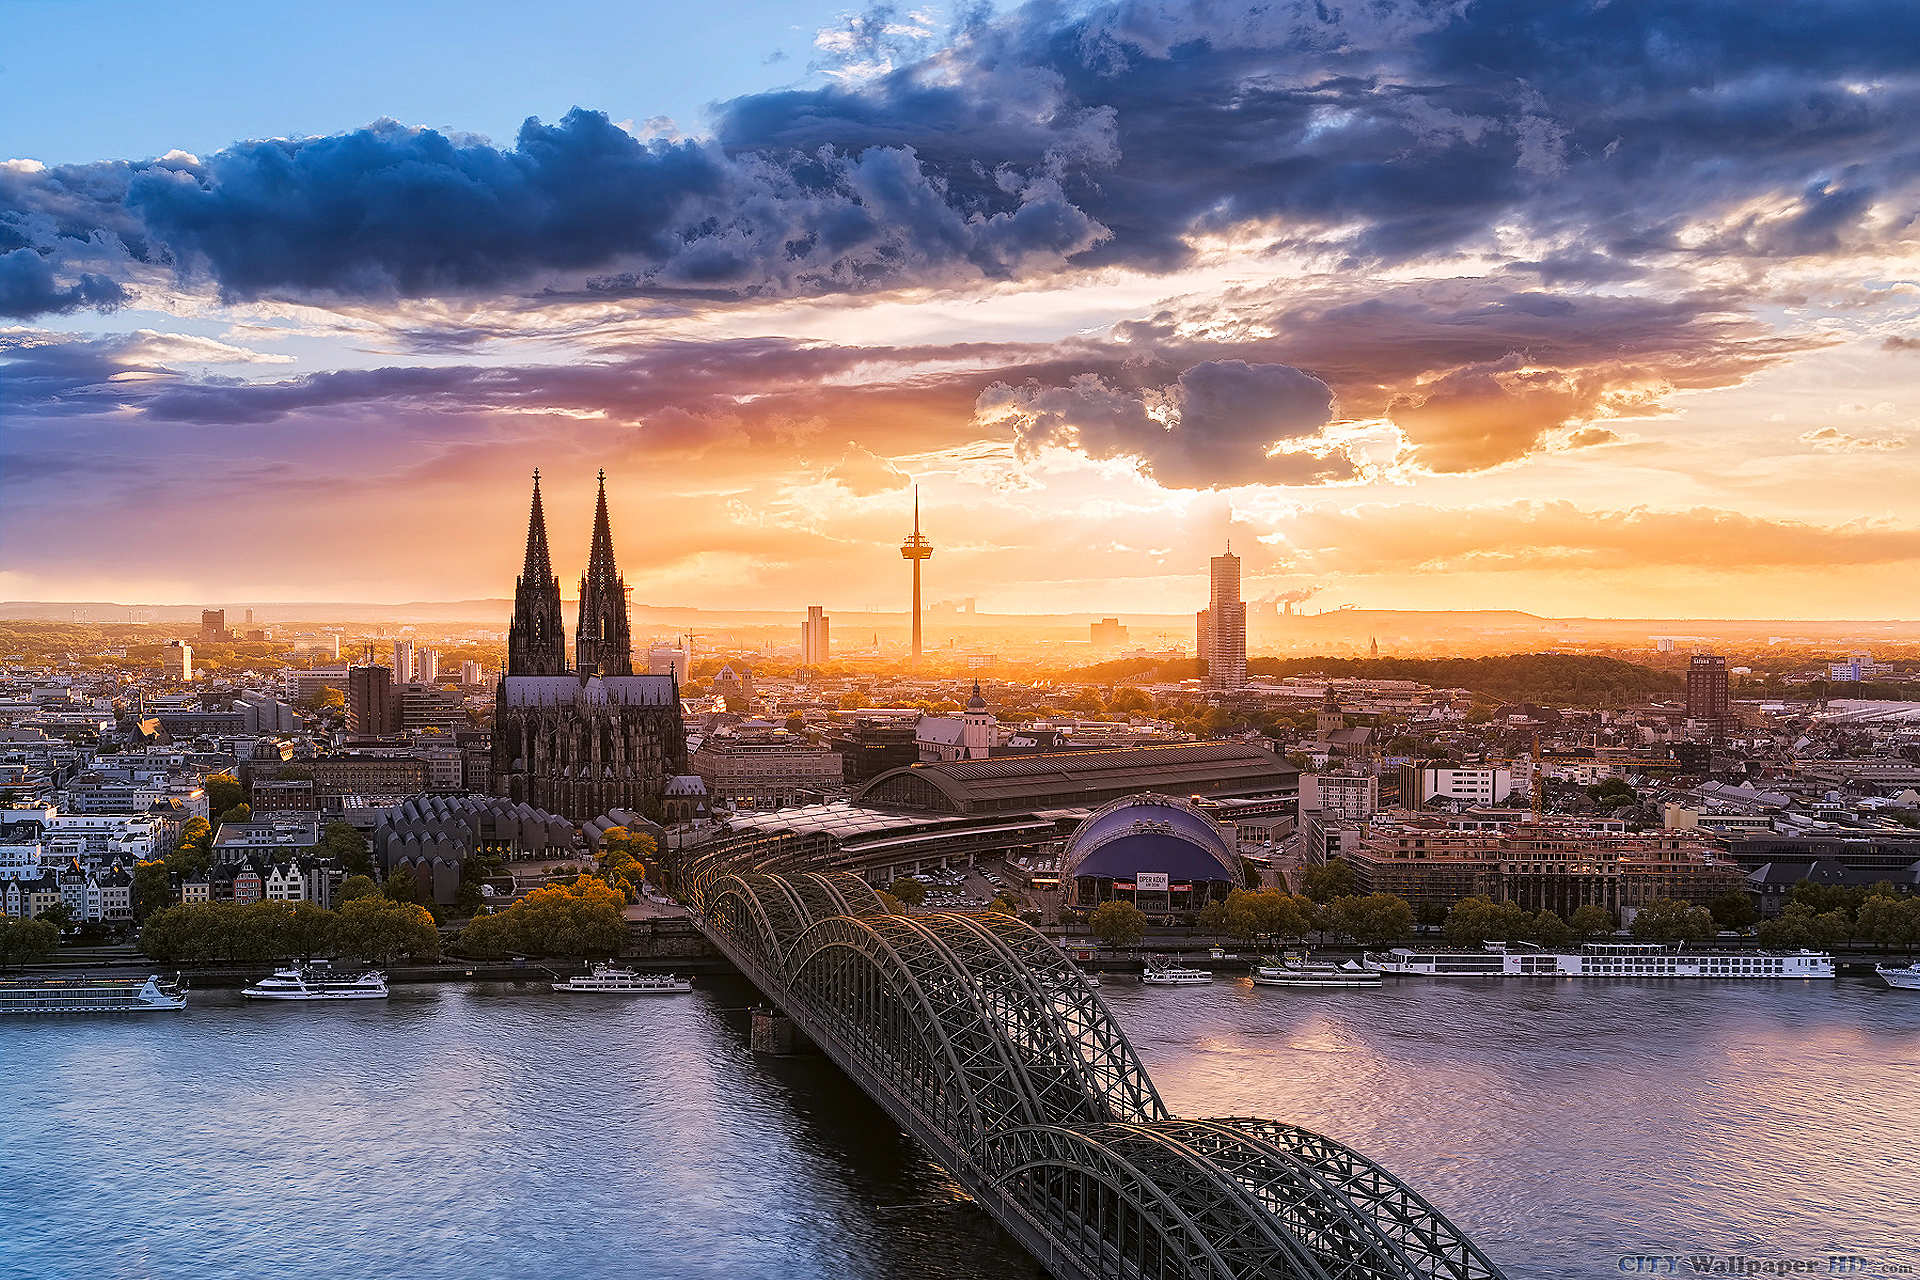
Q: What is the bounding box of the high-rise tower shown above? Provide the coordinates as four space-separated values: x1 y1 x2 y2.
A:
899 485 933 667
506 469 568 676
1202 543 1248 689
575 469 633 676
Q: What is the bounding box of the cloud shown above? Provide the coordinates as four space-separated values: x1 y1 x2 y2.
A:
1800 426 1906 452
0 248 128 318
976 359 1345 487
1386 356 1661 472
7 0 1920 317
824 443 911 495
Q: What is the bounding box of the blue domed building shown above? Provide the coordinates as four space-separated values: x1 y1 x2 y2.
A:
1063 793 1245 920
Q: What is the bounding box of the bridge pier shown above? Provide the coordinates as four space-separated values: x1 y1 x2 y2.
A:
750 1005 812 1056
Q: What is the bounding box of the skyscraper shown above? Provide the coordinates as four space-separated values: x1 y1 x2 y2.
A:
1200 545 1247 689
899 486 932 667
417 647 440 684
392 638 415 684
348 664 397 735
166 640 192 682
801 605 831 665
1687 653 1730 737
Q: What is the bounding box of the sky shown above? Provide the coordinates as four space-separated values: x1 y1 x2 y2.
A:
3 0 1919 620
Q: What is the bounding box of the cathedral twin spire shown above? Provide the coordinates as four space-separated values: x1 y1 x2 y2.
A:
506 469 633 678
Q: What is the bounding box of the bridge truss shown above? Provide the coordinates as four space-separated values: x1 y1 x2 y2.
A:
681 864 1507 1280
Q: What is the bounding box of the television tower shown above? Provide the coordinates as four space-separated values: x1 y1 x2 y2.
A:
899 485 933 667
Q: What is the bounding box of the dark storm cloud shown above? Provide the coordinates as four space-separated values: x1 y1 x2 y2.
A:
5 1 1918 317
0 247 128 317
2 274 1813 481
978 359 1348 487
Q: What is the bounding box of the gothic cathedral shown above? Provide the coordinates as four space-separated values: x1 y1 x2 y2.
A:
493 471 687 821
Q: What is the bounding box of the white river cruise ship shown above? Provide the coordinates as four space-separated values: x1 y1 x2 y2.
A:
1365 941 1834 980
0 973 188 1014
242 963 389 1000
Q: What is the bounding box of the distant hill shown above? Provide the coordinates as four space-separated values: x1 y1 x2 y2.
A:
1072 653 1683 708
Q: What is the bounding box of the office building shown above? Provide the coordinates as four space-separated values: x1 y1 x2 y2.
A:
200 610 226 642
1687 653 1730 738
392 639 415 684
647 641 689 683
417 647 440 684
347 665 397 735
1090 617 1128 651
165 641 192 682
1196 545 1247 689
396 682 464 733
461 660 483 687
801 605 831 666
1343 811 1742 917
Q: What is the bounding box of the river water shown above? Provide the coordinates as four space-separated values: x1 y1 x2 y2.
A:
3 974 1916 1280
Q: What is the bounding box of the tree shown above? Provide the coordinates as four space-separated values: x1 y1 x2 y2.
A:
0 914 60 967
1528 910 1574 950
1216 888 1314 942
1707 892 1757 931
168 816 214 878
455 876 627 960
1444 896 1530 947
989 894 1017 915
1630 898 1715 944
1324 893 1414 946
1858 893 1920 950
336 897 440 965
1808 907 1855 949
596 827 658 902
39 902 75 933
315 687 346 714
1570 904 1614 940
283 901 338 959
1757 903 1816 950
1586 778 1638 805
216 802 252 825
1301 858 1357 903
205 773 245 816
318 821 371 876
337 874 378 903
131 859 174 920
1088 900 1147 949
887 877 929 910
382 868 422 905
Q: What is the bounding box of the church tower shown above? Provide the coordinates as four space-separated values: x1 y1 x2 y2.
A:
575 469 633 676
507 470 567 676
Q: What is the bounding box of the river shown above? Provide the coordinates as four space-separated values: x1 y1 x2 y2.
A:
3 974 1916 1280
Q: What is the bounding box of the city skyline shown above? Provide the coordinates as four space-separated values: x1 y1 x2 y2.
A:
6 2 1920 621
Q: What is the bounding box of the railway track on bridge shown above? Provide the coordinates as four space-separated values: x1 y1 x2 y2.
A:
679 860 1509 1280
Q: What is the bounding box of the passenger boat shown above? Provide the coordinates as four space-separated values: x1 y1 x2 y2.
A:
1874 962 1920 990
1364 941 1834 980
242 962 389 1001
551 962 692 994
1250 956 1382 988
1141 957 1212 986
0 973 187 1014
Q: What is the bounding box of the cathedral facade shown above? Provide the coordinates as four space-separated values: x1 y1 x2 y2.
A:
493 471 687 822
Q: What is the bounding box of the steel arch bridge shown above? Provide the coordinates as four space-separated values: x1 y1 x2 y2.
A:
682 864 1507 1280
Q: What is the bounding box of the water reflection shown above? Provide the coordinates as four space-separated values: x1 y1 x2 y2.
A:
2 974 1915 1280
